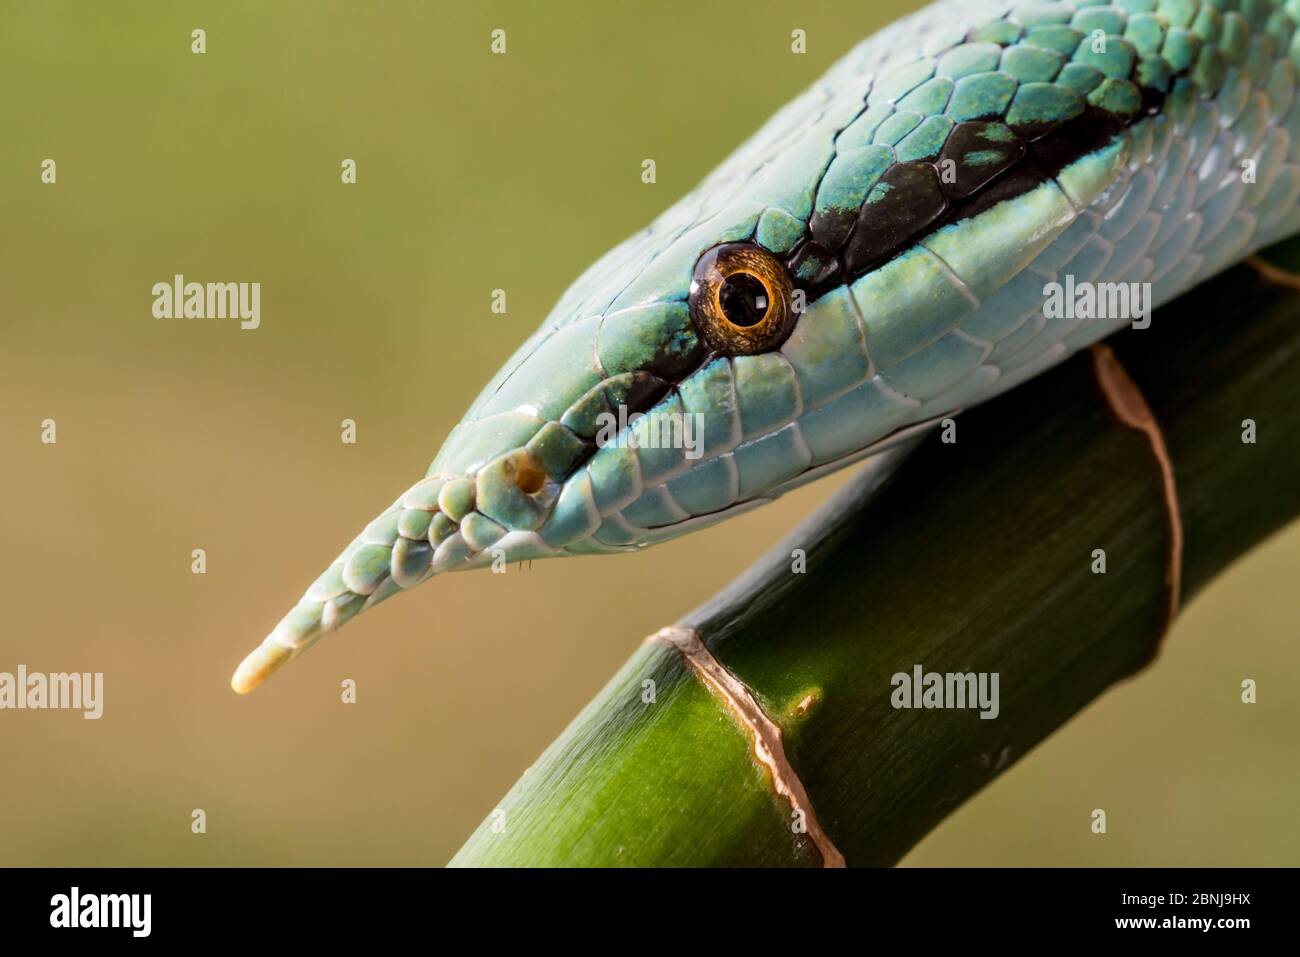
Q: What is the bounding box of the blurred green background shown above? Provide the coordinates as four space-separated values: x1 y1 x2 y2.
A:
1 0 1296 866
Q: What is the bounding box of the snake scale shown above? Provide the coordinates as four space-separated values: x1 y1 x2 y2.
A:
233 0 1300 692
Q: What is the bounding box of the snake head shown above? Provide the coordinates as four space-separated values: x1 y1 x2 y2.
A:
232 201 828 693
234 169 829 694
235 7 1118 692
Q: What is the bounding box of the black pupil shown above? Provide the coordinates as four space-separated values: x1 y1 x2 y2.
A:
718 272 770 327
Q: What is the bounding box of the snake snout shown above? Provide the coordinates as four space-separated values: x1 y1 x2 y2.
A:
231 450 565 694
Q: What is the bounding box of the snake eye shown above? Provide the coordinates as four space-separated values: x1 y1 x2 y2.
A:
688 242 796 355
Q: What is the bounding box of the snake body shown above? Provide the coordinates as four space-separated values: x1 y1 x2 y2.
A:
233 0 1300 691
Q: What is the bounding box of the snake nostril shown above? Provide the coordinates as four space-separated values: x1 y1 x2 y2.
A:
514 462 546 494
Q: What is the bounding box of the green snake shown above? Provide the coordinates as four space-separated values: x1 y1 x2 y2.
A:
232 0 1300 692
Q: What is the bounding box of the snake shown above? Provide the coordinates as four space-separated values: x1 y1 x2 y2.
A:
232 0 1300 693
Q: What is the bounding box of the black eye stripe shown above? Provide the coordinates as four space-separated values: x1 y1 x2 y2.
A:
786 79 1184 305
